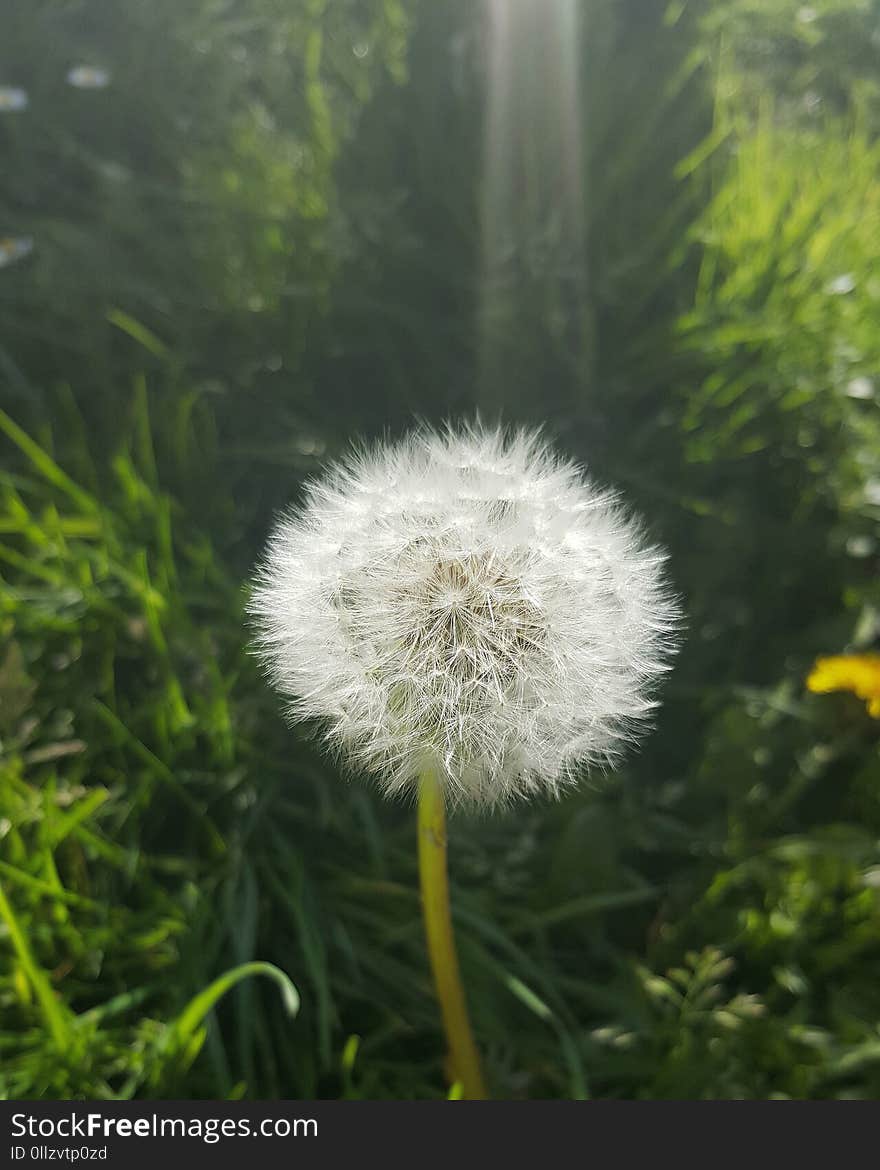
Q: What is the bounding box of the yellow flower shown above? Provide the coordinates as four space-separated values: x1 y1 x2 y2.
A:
806 653 880 718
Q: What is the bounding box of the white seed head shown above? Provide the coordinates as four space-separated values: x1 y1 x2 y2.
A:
249 423 681 808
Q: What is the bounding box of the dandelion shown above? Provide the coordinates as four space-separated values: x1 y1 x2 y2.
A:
807 653 880 718
250 421 681 1097
0 237 34 269
66 66 110 90
0 87 28 112
251 423 680 807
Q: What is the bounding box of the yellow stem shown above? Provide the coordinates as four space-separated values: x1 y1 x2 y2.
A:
417 768 488 1100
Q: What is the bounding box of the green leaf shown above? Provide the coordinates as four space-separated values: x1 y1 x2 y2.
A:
171 961 300 1047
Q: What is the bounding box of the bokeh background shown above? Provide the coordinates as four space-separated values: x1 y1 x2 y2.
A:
2 0 880 1100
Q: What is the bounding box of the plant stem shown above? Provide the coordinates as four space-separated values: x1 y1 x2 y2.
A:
417 768 488 1100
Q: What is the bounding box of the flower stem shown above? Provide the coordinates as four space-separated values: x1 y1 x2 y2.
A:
417 768 488 1100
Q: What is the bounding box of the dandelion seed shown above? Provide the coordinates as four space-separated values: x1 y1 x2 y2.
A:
66 65 110 89
0 86 28 112
802 90 822 114
250 422 681 808
0 236 34 269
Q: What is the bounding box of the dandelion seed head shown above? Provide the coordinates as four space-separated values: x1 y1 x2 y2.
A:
249 423 681 808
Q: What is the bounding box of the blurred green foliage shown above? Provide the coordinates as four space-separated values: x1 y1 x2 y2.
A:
1 0 880 1099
